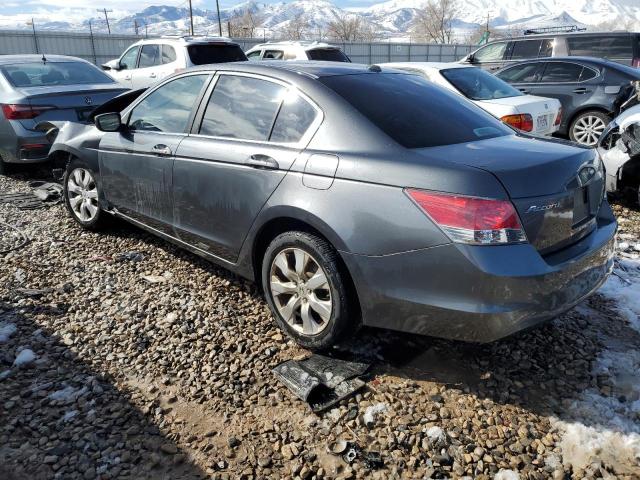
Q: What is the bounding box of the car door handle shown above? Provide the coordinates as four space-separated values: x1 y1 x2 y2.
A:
573 87 588 94
517 88 530 94
124 75 131 80
152 144 172 156
246 154 279 170
149 73 157 78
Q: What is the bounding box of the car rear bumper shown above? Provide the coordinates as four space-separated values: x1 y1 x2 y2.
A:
1 124 50 163
341 202 617 343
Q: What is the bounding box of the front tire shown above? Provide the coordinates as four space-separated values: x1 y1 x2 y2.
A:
63 159 108 230
262 231 353 350
569 110 609 147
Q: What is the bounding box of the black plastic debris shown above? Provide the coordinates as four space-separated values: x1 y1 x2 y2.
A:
328 440 383 469
0 182 63 210
272 354 369 413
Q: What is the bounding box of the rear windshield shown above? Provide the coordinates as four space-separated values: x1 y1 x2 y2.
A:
307 49 350 62
567 35 633 59
440 67 523 100
0 61 114 87
187 44 247 65
320 73 511 149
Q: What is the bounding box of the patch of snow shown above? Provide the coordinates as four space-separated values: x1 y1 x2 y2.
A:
0 322 17 343
494 470 520 480
48 386 89 404
363 403 387 426
599 258 640 333
13 348 36 366
62 410 78 422
426 426 445 442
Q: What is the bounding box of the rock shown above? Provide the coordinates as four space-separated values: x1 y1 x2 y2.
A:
160 444 178 455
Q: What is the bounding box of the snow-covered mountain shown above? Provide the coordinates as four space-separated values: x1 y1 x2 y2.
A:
1 0 639 38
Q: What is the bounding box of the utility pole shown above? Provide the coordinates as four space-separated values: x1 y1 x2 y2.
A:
216 0 222 36
188 0 194 35
134 19 139 35
97 8 113 34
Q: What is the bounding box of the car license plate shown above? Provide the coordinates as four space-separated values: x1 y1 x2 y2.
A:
536 115 548 130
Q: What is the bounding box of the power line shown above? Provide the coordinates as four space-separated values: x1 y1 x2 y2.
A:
188 0 194 35
215 0 222 36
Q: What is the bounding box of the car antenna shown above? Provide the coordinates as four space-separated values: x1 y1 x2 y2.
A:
41 53 47 63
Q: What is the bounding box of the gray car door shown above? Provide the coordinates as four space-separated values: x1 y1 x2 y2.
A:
99 73 210 232
172 72 321 262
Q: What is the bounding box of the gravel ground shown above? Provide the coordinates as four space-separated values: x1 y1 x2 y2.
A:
1 167 640 480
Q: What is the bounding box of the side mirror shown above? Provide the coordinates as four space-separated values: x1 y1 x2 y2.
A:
465 53 475 63
95 112 122 132
102 59 121 71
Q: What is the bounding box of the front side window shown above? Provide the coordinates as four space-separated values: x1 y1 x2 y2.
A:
473 42 507 62
128 75 208 133
510 40 542 60
320 73 511 149
199 75 284 141
496 63 543 83
138 44 161 68
440 67 522 101
247 50 262 60
539 62 583 83
0 62 114 87
119 46 139 70
263 50 284 60
162 45 177 64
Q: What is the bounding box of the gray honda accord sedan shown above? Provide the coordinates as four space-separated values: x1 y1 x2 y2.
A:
48 61 617 350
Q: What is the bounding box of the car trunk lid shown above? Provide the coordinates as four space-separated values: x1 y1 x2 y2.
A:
17 84 127 128
477 95 560 135
415 134 605 254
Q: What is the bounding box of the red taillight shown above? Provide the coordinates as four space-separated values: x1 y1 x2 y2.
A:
2 104 54 120
554 106 562 126
405 189 527 245
500 113 533 132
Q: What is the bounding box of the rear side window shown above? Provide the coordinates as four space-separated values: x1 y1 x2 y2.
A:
162 45 177 64
263 50 284 60
128 75 207 133
0 62 113 87
247 50 261 60
187 44 247 65
539 62 583 83
199 75 283 140
270 93 317 143
307 49 350 62
139 44 161 68
567 35 633 59
320 73 511 149
510 40 542 60
496 63 543 83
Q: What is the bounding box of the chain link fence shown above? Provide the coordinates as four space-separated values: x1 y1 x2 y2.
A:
0 29 474 66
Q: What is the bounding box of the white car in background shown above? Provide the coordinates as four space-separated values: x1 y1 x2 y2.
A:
382 62 562 136
102 36 247 89
245 41 350 62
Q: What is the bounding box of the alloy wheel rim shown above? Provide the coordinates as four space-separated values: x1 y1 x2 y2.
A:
67 168 99 222
573 115 606 146
269 247 332 336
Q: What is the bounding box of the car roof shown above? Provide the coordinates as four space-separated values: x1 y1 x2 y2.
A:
0 54 91 65
189 61 388 79
481 31 638 43
380 62 471 72
135 35 238 46
247 41 340 52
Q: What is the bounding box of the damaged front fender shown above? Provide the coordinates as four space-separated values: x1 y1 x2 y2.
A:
598 105 640 201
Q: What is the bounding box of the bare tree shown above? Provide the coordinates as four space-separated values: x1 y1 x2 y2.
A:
327 13 379 41
229 9 263 38
411 0 459 44
278 13 309 40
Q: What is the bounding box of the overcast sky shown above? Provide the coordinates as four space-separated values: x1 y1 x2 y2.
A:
0 0 376 22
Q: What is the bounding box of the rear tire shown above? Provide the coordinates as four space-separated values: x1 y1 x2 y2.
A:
262 231 353 351
63 158 109 230
569 110 609 147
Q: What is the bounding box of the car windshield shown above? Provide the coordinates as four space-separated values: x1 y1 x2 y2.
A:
187 44 248 65
0 61 114 87
440 67 523 101
320 72 512 149
307 49 350 62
